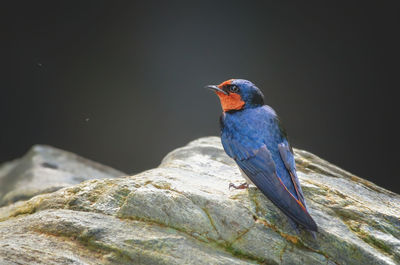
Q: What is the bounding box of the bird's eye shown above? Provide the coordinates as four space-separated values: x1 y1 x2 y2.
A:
229 85 239 93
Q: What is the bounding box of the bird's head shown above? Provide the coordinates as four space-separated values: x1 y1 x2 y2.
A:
206 79 264 112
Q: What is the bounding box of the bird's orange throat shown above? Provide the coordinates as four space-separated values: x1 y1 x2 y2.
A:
216 92 245 112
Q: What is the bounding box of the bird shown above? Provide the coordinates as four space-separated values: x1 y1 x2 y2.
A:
206 79 318 233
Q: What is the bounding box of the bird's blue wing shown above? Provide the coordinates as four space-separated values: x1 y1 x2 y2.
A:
278 142 306 205
222 136 318 231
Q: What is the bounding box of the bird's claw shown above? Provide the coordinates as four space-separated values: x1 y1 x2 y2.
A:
229 182 249 190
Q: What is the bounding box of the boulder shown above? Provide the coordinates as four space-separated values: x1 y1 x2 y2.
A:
0 137 399 265
0 145 125 206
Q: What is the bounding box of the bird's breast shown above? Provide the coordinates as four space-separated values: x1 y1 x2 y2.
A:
222 108 277 142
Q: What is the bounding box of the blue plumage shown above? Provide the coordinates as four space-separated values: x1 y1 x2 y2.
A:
208 79 318 232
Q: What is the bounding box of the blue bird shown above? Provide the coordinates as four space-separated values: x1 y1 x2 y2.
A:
206 79 318 233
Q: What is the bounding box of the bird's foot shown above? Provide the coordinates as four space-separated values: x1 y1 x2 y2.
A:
229 182 249 190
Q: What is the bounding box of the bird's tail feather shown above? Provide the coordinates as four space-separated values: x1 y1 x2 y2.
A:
287 216 318 239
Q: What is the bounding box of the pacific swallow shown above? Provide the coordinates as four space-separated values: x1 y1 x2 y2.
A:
207 79 318 233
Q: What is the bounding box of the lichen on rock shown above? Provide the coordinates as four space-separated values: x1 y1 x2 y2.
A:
0 137 399 265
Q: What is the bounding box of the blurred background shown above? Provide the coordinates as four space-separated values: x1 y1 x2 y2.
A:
1 1 399 193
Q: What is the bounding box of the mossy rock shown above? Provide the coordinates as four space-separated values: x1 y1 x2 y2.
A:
0 137 399 264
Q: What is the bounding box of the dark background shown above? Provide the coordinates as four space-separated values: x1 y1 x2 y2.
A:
1 1 399 193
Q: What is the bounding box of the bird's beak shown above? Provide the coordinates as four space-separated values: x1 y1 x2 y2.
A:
205 85 228 95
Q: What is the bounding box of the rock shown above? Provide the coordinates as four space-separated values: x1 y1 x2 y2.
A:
0 137 399 265
0 145 125 206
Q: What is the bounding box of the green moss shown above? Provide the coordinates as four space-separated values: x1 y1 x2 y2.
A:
112 187 131 207
9 196 46 218
151 182 172 191
202 207 219 236
279 245 286 263
295 241 339 265
341 215 393 256
359 232 392 255
248 189 265 216
225 244 268 264
229 193 246 201
117 214 194 240
35 225 134 263
82 239 135 263
143 180 153 186
119 212 266 264
68 186 82 194
252 215 340 265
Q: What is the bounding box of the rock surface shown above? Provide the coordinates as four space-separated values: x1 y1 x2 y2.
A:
0 145 125 207
0 137 399 265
